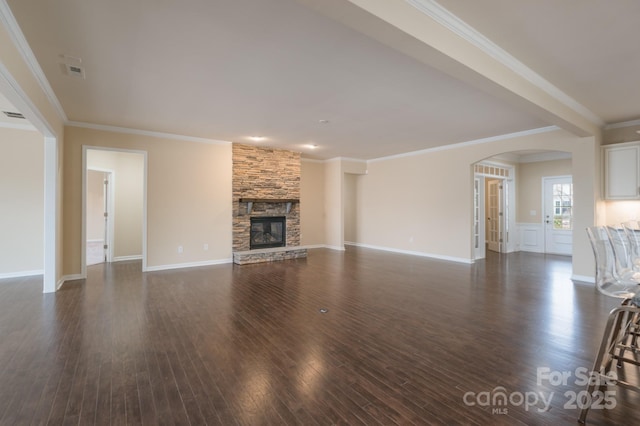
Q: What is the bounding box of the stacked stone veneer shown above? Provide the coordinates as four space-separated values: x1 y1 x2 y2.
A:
232 143 306 263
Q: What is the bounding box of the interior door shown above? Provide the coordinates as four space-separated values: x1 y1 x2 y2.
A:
487 179 503 252
474 177 486 259
86 170 107 265
102 174 110 262
544 176 573 255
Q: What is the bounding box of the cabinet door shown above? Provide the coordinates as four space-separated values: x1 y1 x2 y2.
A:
605 144 640 199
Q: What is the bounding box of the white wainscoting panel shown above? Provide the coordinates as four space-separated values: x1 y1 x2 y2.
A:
517 223 544 253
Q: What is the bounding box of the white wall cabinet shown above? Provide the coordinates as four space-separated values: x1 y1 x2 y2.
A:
604 142 640 200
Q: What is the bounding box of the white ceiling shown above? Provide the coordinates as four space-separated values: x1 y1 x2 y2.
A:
436 0 640 124
5 0 638 159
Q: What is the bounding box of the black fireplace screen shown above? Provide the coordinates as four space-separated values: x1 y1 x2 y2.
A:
250 217 286 249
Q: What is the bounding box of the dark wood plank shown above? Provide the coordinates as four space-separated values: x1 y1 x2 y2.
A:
0 249 638 425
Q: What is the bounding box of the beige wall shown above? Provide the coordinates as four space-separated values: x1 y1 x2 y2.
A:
603 126 640 146
300 160 326 246
355 129 598 278
63 126 232 274
321 158 367 249
0 128 44 276
344 173 358 243
324 159 343 249
516 159 572 223
87 150 144 258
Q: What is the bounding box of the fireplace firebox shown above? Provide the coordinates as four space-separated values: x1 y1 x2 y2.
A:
250 216 286 249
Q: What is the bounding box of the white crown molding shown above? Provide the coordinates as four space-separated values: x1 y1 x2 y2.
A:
67 121 232 145
405 0 604 128
518 151 572 163
491 150 571 163
338 157 368 163
301 157 325 163
368 125 559 163
604 119 640 130
311 156 369 164
0 0 67 122
0 120 37 131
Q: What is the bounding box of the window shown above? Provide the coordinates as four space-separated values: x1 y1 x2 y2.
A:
552 183 573 230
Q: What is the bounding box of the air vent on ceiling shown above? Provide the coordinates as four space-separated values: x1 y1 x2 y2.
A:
3 111 25 119
64 63 86 79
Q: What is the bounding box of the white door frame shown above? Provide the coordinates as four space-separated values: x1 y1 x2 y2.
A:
0 64 59 293
82 146 148 277
474 176 486 260
473 162 516 260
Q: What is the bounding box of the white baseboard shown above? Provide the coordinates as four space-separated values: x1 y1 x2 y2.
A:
86 239 103 243
0 269 44 280
56 273 85 290
571 274 595 284
301 244 328 249
345 242 473 264
324 245 346 251
112 255 143 262
145 258 232 272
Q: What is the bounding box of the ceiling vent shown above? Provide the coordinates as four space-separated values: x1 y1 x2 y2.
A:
3 111 25 119
64 63 86 79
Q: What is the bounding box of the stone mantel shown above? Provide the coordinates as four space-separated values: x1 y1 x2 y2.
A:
239 198 299 214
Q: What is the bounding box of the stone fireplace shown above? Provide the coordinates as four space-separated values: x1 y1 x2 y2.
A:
232 143 307 264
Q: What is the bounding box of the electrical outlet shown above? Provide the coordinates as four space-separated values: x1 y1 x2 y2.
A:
178 245 183 254
203 243 209 251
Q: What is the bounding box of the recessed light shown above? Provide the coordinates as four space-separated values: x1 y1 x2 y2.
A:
318 119 329 124
249 136 266 141
305 144 318 149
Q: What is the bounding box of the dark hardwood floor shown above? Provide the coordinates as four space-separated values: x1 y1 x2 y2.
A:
0 247 638 425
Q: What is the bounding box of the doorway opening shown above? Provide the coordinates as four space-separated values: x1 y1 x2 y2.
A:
82 147 147 275
86 169 113 265
543 175 573 256
473 162 514 260
472 151 573 262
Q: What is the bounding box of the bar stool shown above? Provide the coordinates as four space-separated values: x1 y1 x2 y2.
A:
579 226 640 423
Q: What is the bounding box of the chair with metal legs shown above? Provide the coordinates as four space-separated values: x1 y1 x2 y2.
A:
579 226 640 424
